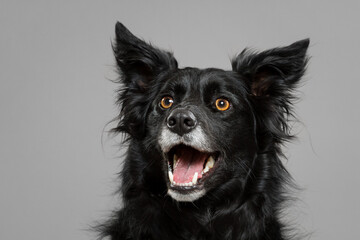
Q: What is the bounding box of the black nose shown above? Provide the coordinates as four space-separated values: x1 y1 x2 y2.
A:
167 109 197 136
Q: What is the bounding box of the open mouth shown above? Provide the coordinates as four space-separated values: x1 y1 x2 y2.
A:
166 144 219 190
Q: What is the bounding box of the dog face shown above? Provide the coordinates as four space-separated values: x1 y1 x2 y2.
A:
113 22 309 203
145 69 257 202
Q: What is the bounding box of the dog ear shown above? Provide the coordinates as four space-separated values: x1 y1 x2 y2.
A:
112 22 178 139
232 39 309 142
113 22 178 91
232 39 309 98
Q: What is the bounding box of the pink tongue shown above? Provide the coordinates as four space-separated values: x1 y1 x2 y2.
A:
173 147 207 183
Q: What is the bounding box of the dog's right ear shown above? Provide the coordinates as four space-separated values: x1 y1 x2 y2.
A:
112 22 178 139
113 22 178 91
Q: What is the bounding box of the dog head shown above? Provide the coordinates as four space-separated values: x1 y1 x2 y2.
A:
112 22 309 202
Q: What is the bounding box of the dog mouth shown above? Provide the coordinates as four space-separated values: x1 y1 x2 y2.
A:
166 144 219 190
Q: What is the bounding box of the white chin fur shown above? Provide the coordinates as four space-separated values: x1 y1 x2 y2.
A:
167 189 206 202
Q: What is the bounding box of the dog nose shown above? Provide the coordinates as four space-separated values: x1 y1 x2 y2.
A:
167 109 197 136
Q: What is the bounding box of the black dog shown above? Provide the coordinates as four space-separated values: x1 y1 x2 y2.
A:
99 22 309 240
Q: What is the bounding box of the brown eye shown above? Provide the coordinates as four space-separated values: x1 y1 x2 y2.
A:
215 98 230 111
160 96 174 109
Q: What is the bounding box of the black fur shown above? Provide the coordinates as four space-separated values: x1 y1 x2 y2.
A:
98 22 309 240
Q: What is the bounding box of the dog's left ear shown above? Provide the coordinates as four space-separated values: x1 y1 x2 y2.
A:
232 39 309 141
232 39 309 97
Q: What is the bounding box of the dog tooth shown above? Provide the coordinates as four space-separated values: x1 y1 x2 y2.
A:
192 172 198 185
168 171 173 183
203 166 209 174
168 162 172 171
206 156 215 169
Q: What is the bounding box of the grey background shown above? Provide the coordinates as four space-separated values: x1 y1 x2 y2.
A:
1 1 359 239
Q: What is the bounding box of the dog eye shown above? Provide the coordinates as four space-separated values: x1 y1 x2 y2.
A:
160 96 174 109
215 98 230 111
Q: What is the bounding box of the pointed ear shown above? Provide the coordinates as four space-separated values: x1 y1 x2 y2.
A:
113 22 178 91
232 40 310 142
232 39 309 97
112 23 178 139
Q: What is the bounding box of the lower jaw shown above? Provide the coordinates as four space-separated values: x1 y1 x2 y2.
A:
167 188 206 202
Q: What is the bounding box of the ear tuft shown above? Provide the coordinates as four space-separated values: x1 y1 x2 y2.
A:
232 39 310 143
232 39 310 97
113 22 178 89
112 22 178 139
